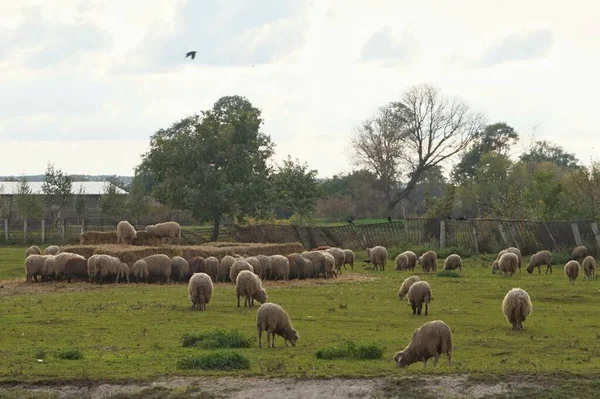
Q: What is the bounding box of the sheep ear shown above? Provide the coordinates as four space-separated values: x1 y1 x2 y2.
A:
393 352 402 361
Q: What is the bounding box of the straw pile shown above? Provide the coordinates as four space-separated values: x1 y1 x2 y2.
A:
80 230 162 246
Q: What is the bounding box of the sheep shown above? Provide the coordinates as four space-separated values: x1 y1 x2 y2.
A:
570 245 588 263
443 254 462 273
189 256 206 275
402 251 418 271
53 252 86 281
25 245 41 258
501 288 532 330
235 270 268 307
393 320 453 368
407 281 432 316
41 256 55 282
582 256 596 280
270 255 290 280
43 245 60 255
131 259 149 283
218 255 236 282
398 275 421 300
526 250 552 274
142 254 172 283
116 220 137 245
204 256 220 281
327 247 346 274
417 251 437 273
230 259 254 283
255 254 272 280
188 272 213 311
63 257 89 283
492 247 522 273
366 246 388 271
321 251 337 278
343 249 355 271
24 254 51 282
87 254 102 280
245 256 262 278
94 254 122 284
256 303 300 348
118 262 130 284
287 253 312 279
145 221 181 242
395 254 409 271
303 251 327 278
494 252 519 278
170 256 189 282
564 260 580 284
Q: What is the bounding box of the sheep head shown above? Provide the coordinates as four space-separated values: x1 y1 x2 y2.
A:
283 328 299 347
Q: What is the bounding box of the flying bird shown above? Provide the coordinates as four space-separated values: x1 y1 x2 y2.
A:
185 51 197 60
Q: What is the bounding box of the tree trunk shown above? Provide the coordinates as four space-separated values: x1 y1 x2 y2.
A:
211 216 221 242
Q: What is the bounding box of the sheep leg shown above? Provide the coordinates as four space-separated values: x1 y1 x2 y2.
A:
237 295 241 307
417 305 422 316
411 305 417 315
258 329 262 348
271 332 276 348
425 304 428 316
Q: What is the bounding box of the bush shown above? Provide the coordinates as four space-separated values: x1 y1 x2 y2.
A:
176 351 250 371
315 341 384 360
436 270 461 278
181 329 252 349
56 349 83 360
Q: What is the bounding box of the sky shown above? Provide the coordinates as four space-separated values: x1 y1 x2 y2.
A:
0 0 599 178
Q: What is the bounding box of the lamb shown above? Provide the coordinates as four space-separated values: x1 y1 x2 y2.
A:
582 256 596 280
170 256 190 282
269 255 290 280
407 281 432 316
564 260 580 284
245 256 262 278
393 320 453 368
366 246 388 271
116 220 137 245
25 245 41 258
570 245 588 263
63 257 89 283
256 303 300 348
188 272 213 311
235 270 268 307
118 262 130 283
343 249 355 270
395 254 409 271
230 259 254 283
526 250 553 274
142 254 172 283
255 254 272 280
493 252 519 278
417 250 437 273
204 256 220 281
398 275 421 300
43 245 60 255
24 254 51 282
492 247 522 273
327 247 346 274
501 287 532 330
219 255 236 282
145 221 181 242
443 254 462 273
131 259 149 283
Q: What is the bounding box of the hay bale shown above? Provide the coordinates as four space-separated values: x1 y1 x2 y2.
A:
80 231 118 245
58 245 98 259
179 243 304 261
132 231 163 246
94 245 184 266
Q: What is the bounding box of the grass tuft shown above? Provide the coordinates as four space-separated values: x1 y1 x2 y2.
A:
436 270 461 278
56 349 83 360
181 329 252 349
176 351 250 371
315 341 384 360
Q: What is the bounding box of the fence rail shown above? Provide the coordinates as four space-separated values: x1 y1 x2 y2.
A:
3 217 600 256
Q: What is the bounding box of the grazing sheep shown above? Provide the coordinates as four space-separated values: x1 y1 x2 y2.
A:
398 275 421 300
418 251 437 273
494 252 519 278
131 259 149 283
43 245 60 255
204 256 220 281
526 250 553 274
582 256 596 280
502 288 532 330
321 251 337 278
93 255 121 284
270 255 290 280
25 245 41 258
255 254 272 280
395 253 409 271
24 254 51 282
145 221 181 242
327 247 346 274
245 256 262 278
343 249 355 270
492 247 522 273
570 245 588 263
63 257 89 283
235 270 268 307
256 303 299 348
116 220 137 245
170 256 189 282
407 281 432 316
230 259 254 283
118 262 130 283
142 254 172 283
189 256 206 275
443 254 462 273
303 251 327 278
87 254 103 280
287 253 313 279
41 256 55 282
188 272 213 311
564 260 580 284
402 251 418 271
219 255 236 282
53 252 85 281
393 320 453 368
366 246 388 271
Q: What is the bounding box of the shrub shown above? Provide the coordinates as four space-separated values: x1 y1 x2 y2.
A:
181 329 252 349
436 270 461 278
57 349 83 360
176 351 250 371
315 341 384 360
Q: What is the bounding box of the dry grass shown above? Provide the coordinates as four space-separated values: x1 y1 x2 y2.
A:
79 230 162 246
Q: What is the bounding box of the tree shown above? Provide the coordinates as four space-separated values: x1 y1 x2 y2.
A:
99 182 127 219
14 176 45 218
127 179 150 223
74 184 87 221
41 163 73 220
520 140 579 169
271 156 321 219
137 95 274 240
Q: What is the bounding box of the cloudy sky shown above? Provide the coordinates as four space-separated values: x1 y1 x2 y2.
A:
1 0 598 178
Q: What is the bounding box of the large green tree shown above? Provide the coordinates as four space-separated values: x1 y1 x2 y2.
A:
14 176 45 219
137 95 274 240
520 140 579 168
41 163 73 220
271 156 321 219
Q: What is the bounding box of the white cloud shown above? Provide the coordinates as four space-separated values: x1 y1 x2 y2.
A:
358 27 419 65
477 29 554 66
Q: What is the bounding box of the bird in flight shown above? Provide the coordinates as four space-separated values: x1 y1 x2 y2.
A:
185 51 197 60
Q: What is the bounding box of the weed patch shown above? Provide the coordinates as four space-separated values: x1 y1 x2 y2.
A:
56 349 83 360
181 329 252 349
436 270 461 278
315 341 384 360
176 351 250 371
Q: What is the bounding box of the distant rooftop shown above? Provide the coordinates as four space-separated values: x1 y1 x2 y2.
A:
0 181 128 195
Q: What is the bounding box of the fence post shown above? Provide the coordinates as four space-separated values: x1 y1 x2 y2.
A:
472 221 479 254
571 222 583 247
41 219 45 244
81 219 85 235
544 223 558 249
439 220 446 248
4 219 8 244
497 223 510 247
591 222 600 253
23 219 28 244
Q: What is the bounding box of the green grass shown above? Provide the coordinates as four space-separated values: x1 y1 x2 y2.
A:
181 329 252 349
176 351 250 371
315 341 385 360
1 246 600 385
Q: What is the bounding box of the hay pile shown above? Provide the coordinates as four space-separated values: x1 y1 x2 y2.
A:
80 230 162 246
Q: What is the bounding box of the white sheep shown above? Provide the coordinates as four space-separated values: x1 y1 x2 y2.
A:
395 253 409 271
116 220 137 245
43 245 60 255
398 275 421 300
230 259 254 283
443 254 462 273
417 250 437 273
145 221 181 242
407 281 432 316
269 255 290 280
502 288 532 330
235 270 267 307
25 245 41 258
582 256 596 280
188 272 213 311
366 246 388 271
131 259 149 283
142 254 172 283
343 249 355 271
494 252 519 278
219 255 237 282
256 303 299 348
327 247 346 274
393 320 453 368
526 250 552 274
255 254 272 280
170 256 189 282
564 260 580 284
24 254 50 282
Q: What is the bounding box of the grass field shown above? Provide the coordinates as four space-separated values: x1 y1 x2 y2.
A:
2 246 600 397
